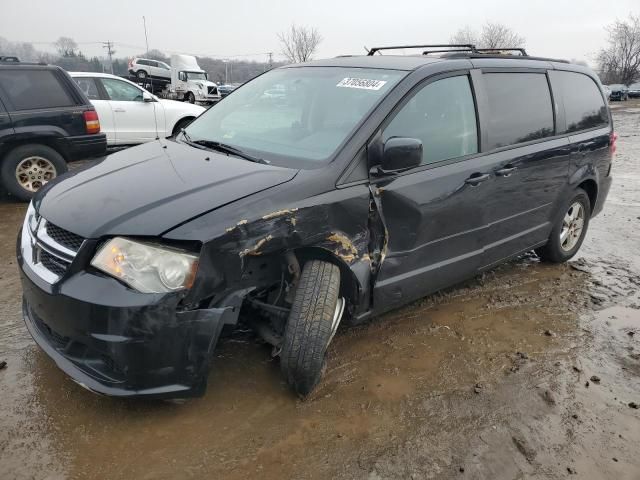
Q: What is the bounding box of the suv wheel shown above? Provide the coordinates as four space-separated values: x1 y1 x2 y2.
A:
536 188 591 263
1 144 67 201
280 260 345 398
136 69 148 79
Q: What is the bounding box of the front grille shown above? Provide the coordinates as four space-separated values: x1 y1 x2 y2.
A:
45 223 84 252
39 249 70 277
208 86 218 95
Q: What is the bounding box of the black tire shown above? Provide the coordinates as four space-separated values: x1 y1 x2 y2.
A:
280 260 343 397
172 117 195 136
136 69 147 79
186 92 196 104
1 144 67 201
535 188 591 263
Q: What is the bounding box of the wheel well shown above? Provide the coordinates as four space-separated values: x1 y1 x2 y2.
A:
172 117 196 135
0 138 68 163
577 179 597 213
292 247 360 309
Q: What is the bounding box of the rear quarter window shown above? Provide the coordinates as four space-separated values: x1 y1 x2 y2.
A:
483 73 554 150
550 71 608 133
0 69 77 110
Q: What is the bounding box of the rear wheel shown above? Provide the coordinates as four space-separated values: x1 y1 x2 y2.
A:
536 188 591 263
1 144 67 201
136 70 147 80
280 260 344 398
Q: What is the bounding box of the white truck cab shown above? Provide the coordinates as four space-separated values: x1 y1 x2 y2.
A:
170 55 221 105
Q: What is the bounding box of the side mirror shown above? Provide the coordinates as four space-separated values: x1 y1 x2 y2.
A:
142 91 155 102
379 137 423 174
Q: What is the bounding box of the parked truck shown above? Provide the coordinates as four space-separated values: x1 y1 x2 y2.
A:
128 54 221 105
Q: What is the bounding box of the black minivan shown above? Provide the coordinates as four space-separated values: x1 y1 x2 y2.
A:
18 46 613 398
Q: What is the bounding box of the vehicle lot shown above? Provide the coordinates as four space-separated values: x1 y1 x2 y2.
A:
0 101 639 479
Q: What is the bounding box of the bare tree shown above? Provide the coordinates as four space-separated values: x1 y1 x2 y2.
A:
53 36 78 57
449 26 478 46
480 22 525 49
450 22 525 49
278 24 322 63
597 15 640 85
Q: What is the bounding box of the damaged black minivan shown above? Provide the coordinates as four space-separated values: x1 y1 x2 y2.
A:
18 46 614 398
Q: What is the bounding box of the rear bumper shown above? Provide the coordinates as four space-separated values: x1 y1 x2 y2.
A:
18 237 237 398
64 134 107 161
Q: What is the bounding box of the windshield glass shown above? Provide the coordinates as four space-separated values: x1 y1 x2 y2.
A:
186 71 208 80
184 67 405 168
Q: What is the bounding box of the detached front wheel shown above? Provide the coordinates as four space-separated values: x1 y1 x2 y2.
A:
280 260 344 398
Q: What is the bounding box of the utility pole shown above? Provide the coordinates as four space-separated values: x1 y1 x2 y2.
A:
268 52 273 70
102 41 115 74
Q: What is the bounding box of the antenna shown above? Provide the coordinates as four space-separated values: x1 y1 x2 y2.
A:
143 16 160 140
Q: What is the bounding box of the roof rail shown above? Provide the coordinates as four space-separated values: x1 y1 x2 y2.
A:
368 44 477 56
475 48 528 56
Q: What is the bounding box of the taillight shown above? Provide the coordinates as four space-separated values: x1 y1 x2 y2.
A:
610 131 618 155
84 110 100 134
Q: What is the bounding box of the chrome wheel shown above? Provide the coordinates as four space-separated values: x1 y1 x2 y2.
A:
15 156 57 192
560 201 585 251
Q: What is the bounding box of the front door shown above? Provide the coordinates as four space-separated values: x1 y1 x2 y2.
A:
99 77 161 144
371 73 504 310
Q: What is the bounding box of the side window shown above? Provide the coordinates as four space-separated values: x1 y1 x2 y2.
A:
73 77 100 100
0 69 76 110
484 73 554 150
160 62 170 70
101 78 144 102
550 71 608 133
138 60 150 66
383 75 478 165
150 61 159 68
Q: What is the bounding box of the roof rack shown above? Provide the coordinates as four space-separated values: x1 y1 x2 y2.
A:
368 44 530 57
475 48 527 56
368 44 477 56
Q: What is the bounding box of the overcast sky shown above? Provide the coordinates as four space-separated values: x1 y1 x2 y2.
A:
2 0 638 65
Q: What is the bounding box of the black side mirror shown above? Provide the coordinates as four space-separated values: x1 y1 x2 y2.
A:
379 137 423 174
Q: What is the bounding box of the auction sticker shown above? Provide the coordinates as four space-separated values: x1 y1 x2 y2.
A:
337 78 387 90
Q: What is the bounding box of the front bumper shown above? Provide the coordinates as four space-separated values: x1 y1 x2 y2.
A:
18 224 237 398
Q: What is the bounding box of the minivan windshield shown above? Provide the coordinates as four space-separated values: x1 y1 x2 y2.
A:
184 67 405 168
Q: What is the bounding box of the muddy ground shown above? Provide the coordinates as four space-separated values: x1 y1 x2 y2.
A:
1 100 639 480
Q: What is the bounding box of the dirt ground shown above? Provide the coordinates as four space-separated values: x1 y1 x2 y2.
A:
1 100 639 480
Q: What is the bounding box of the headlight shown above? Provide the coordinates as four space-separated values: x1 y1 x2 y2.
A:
91 237 199 293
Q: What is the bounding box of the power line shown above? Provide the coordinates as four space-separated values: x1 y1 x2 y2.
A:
102 41 115 74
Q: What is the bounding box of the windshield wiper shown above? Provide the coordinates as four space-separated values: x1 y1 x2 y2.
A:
180 130 269 165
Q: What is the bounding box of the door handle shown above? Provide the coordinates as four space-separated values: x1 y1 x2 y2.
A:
465 173 490 186
496 165 517 177
113 108 126 113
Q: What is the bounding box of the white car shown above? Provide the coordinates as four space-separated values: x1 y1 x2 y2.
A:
71 72 205 146
128 58 171 81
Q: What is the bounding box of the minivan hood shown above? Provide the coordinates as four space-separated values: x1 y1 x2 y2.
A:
36 140 298 238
